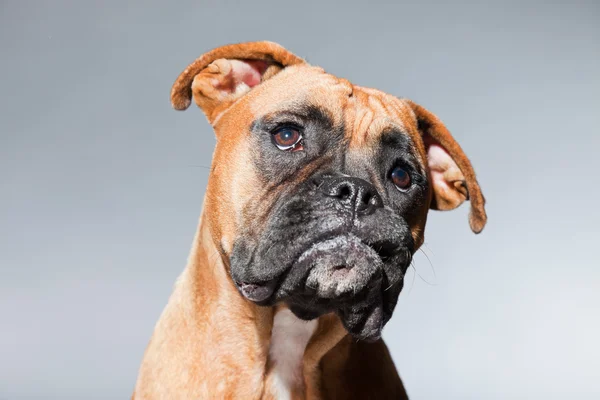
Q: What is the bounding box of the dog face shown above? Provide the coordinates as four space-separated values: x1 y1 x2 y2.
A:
171 42 486 341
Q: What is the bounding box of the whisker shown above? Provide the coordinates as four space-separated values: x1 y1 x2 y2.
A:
404 248 436 286
384 281 395 291
185 164 211 169
422 242 435 256
418 247 437 280
412 263 437 286
406 259 417 295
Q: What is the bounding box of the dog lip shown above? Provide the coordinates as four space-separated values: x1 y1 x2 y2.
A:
357 327 382 343
237 281 276 302
363 332 382 342
295 233 406 266
365 240 403 261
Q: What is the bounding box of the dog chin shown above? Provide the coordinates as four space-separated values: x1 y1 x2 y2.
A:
233 233 409 341
280 234 403 341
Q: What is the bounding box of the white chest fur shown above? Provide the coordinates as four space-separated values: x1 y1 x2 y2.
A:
268 309 318 399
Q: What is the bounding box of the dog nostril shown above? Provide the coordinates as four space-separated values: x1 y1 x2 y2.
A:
357 189 380 212
337 185 352 200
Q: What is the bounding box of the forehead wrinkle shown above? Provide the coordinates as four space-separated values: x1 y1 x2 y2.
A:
382 94 408 124
367 93 387 115
392 97 428 168
346 88 372 147
368 92 408 132
374 95 428 170
353 107 373 147
349 88 413 148
347 89 429 176
364 95 392 143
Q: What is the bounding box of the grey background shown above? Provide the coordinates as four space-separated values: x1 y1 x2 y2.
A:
1 1 598 399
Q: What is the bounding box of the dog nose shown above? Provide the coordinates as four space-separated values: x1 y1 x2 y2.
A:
318 176 383 214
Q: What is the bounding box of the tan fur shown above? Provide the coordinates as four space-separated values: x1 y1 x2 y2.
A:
133 42 486 399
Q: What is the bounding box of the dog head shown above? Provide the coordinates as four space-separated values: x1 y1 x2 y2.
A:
171 42 486 341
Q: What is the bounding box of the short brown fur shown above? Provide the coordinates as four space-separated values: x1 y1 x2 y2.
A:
134 41 486 399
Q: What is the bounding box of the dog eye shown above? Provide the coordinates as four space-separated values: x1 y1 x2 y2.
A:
391 166 411 191
272 126 303 151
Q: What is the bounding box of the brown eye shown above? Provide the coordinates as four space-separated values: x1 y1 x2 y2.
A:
272 127 303 151
391 166 411 190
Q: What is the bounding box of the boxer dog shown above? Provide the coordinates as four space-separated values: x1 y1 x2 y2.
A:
133 41 486 399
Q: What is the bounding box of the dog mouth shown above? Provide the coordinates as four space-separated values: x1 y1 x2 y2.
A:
235 233 411 341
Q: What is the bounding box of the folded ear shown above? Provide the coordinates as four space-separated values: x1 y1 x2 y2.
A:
170 41 305 123
407 100 487 233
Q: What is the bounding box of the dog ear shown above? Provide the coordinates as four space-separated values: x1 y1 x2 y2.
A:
407 100 487 233
170 41 305 123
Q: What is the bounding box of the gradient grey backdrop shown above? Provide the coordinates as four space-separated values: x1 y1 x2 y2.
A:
1 1 598 399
